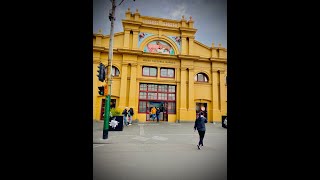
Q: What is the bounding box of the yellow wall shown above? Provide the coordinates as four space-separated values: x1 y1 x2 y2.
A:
113 34 124 49
101 38 109 48
93 10 227 123
194 42 211 58
194 84 212 100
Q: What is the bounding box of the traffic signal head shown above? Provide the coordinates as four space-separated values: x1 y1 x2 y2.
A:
98 86 104 96
97 63 106 82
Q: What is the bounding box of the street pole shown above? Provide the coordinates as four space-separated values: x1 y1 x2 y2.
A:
103 0 116 139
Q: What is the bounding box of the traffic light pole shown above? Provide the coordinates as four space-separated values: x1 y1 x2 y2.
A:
103 0 116 139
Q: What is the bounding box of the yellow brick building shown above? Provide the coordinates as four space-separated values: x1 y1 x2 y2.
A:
93 8 227 123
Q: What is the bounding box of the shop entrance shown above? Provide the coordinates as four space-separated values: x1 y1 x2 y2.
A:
146 101 168 121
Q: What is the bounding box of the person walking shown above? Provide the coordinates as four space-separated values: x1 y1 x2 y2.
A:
128 107 134 125
156 107 160 122
151 106 157 121
194 111 207 150
122 107 128 126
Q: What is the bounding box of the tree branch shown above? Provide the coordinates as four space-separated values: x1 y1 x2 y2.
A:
118 0 124 6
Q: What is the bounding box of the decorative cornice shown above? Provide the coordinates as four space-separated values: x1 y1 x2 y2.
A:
93 46 105 51
194 82 212 86
130 63 138 67
118 48 143 55
178 55 200 60
179 27 197 32
212 68 220 72
96 32 124 38
94 33 103 37
93 47 120 54
122 20 142 25
141 52 179 59
93 48 226 64
107 49 140 56
198 57 210 61
114 32 124 36
194 40 211 49
194 98 212 102
93 47 220 64
217 47 227 51
210 58 227 63
140 24 179 31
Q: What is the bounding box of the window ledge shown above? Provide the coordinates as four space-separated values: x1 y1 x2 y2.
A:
194 81 210 84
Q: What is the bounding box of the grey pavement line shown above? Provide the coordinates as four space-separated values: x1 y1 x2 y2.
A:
138 124 159 125
132 136 150 141
139 124 144 136
93 144 105 148
151 136 168 141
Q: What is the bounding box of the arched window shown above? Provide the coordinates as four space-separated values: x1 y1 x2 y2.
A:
112 66 120 77
105 66 120 77
194 73 209 82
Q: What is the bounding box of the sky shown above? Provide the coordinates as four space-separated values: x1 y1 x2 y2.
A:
93 0 227 48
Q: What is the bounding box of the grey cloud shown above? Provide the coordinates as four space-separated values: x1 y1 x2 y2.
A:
93 0 227 47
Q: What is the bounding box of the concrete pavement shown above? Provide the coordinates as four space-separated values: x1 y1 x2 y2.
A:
93 121 227 180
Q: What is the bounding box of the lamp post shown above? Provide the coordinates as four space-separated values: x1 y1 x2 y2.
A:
102 0 116 139
103 0 134 139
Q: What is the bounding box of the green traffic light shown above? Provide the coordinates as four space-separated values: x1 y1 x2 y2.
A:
98 86 104 96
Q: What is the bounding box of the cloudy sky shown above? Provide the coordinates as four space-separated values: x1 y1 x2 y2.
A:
93 0 227 48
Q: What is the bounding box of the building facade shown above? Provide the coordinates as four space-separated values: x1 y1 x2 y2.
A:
93 8 227 123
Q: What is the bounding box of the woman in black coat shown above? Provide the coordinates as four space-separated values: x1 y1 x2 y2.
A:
194 111 207 150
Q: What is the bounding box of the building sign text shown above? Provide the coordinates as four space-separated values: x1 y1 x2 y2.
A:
143 59 175 64
142 19 178 28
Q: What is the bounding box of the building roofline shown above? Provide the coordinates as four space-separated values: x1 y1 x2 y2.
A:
194 40 211 49
140 15 181 23
93 32 124 38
